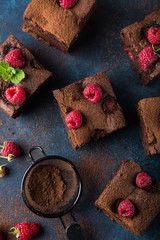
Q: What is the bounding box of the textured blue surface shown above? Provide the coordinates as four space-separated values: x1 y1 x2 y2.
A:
0 0 160 239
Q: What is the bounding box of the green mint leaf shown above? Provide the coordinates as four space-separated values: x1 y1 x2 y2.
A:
10 69 25 83
6 67 16 79
0 62 10 75
0 62 10 69
0 62 25 83
7 67 16 75
2 72 10 81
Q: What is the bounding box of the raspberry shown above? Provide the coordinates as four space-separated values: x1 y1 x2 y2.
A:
139 46 158 72
9 222 40 240
147 27 160 44
104 97 117 113
124 49 134 61
136 172 152 188
5 49 25 68
5 86 26 104
1 141 20 159
118 199 135 218
66 110 82 129
59 0 78 9
83 84 102 103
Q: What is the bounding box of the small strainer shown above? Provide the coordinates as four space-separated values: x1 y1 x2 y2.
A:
21 146 85 240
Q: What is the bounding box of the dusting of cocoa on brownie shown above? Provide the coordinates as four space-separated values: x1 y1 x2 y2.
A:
28 165 66 206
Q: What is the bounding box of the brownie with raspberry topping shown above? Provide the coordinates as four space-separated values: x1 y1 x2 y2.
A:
0 35 52 118
53 71 126 149
120 9 160 85
137 97 160 156
95 160 160 236
22 0 96 52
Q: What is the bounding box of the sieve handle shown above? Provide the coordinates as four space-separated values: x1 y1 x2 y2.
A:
66 223 86 240
29 146 46 163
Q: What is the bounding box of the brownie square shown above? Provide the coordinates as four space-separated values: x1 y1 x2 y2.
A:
120 9 160 85
95 160 160 236
53 71 126 149
0 35 52 118
137 97 160 156
22 0 96 52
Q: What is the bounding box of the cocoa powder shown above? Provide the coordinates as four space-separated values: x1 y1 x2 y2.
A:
28 165 66 207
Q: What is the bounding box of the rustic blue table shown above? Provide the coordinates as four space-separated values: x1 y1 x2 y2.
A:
0 0 160 239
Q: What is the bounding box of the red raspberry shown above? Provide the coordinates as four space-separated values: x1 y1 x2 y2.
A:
5 49 25 68
139 46 158 72
104 97 117 113
147 27 160 44
66 110 82 129
124 49 134 61
1 141 20 159
118 199 135 218
5 86 26 104
59 0 78 9
83 84 102 103
9 222 40 240
136 172 152 188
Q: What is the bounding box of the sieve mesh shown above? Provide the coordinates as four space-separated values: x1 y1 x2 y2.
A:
22 157 82 218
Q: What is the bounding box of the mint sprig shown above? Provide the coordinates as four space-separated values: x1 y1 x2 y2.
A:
0 62 25 83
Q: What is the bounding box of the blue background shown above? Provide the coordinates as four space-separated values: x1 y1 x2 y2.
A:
0 0 160 239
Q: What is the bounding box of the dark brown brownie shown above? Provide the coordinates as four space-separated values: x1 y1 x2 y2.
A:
120 9 160 85
22 0 96 52
0 35 52 118
137 97 160 156
95 160 160 236
53 71 126 149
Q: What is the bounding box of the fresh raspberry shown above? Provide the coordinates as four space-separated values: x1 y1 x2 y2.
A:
5 49 25 68
9 222 40 240
59 0 78 9
136 172 152 188
5 86 26 104
118 199 135 218
147 27 160 44
1 141 20 159
83 84 102 103
104 97 117 113
139 46 158 72
66 110 82 129
124 49 134 61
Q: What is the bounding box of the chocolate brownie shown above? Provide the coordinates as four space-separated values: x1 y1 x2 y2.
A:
95 160 160 236
22 0 96 52
53 71 126 149
0 35 52 118
137 97 160 156
120 9 160 85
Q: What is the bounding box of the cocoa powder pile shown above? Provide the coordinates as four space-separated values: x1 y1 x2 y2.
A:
28 165 66 207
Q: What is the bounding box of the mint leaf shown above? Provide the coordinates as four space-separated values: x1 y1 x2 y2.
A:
10 69 25 83
7 67 16 75
0 62 10 69
0 61 25 84
6 67 16 79
2 72 10 81
0 62 10 75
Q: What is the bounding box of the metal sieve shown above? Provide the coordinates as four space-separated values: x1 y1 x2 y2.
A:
21 146 85 240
